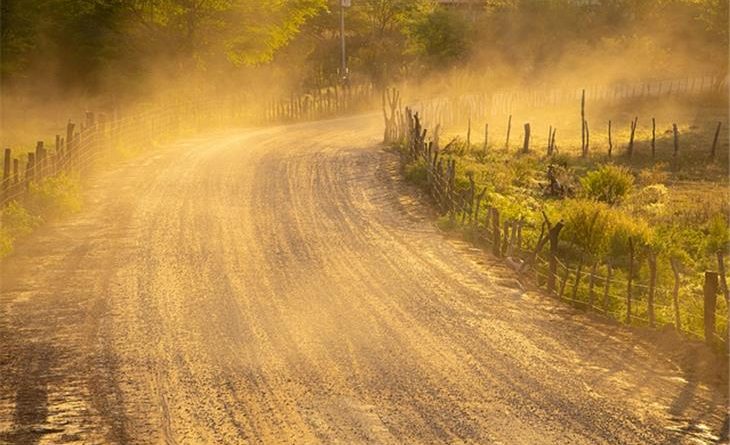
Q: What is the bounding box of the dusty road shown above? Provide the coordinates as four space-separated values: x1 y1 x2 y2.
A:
0 115 727 444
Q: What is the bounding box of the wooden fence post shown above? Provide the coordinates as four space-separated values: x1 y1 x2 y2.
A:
483 123 489 152
492 208 501 257
627 117 638 158
572 261 584 302
558 264 570 299
607 120 613 158
505 114 512 149
704 271 718 344
467 118 472 149
26 152 35 185
522 123 531 153
651 118 656 159
648 252 657 327
547 220 564 294
670 258 682 330
718 251 729 303
2 148 10 190
581 89 586 155
711 121 722 159
12 159 19 184
627 237 634 323
672 123 679 158
603 260 613 312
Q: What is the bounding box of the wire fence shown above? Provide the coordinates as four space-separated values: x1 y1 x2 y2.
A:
1 83 376 210
410 74 728 128
386 103 729 348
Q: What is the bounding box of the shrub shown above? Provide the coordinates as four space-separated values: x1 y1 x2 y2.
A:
580 164 634 205
0 201 39 257
704 214 730 255
627 184 669 219
561 199 611 259
27 172 82 218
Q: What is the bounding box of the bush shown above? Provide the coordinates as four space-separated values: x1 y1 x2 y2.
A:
0 201 40 257
580 164 634 205
627 184 669 219
27 172 81 218
560 198 652 261
704 214 730 255
561 199 611 259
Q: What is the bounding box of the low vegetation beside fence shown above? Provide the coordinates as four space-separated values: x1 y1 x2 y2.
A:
384 90 729 348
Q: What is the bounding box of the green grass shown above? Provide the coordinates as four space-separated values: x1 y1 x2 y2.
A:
0 172 81 258
398 103 730 343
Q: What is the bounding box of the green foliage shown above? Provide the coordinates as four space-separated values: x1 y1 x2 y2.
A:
0 201 40 257
580 164 634 205
408 8 471 66
704 214 730 255
1 0 327 90
560 199 611 259
626 183 669 220
0 173 81 258
404 159 429 187
27 173 82 218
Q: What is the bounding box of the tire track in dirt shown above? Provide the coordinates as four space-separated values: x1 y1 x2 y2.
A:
0 115 726 444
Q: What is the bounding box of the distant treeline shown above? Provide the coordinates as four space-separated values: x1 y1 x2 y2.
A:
1 1 728 101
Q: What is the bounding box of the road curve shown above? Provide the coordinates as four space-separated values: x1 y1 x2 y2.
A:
0 114 726 444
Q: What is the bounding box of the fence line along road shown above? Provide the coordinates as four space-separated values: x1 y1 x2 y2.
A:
384 99 729 349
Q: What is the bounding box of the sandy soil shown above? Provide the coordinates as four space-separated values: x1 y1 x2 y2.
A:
0 114 727 444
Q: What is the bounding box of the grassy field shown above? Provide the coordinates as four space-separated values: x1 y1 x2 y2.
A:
399 93 729 343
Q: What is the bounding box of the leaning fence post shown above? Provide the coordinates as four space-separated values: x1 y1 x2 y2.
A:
547 220 564 294
711 121 722 159
558 263 570 299
505 114 512 149
704 271 718 344
670 258 682 330
718 251 729 303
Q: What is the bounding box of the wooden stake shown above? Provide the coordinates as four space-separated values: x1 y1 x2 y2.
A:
505 114 512 149
670 258 682 330
581 89 586 155
648 252 657 327
608 120 613 158
627 116 638 158
627 237 634 323
651 117 656 159
483 123 489 152
704 271 718 344
711 121 722 159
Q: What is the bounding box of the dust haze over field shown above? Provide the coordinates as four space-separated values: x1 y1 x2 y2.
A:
1 1 729 444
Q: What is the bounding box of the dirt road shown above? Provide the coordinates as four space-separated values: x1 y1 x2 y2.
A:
1 115 726 444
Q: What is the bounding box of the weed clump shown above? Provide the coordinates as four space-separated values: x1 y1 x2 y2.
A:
580 164 634 205
0 172 81 258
